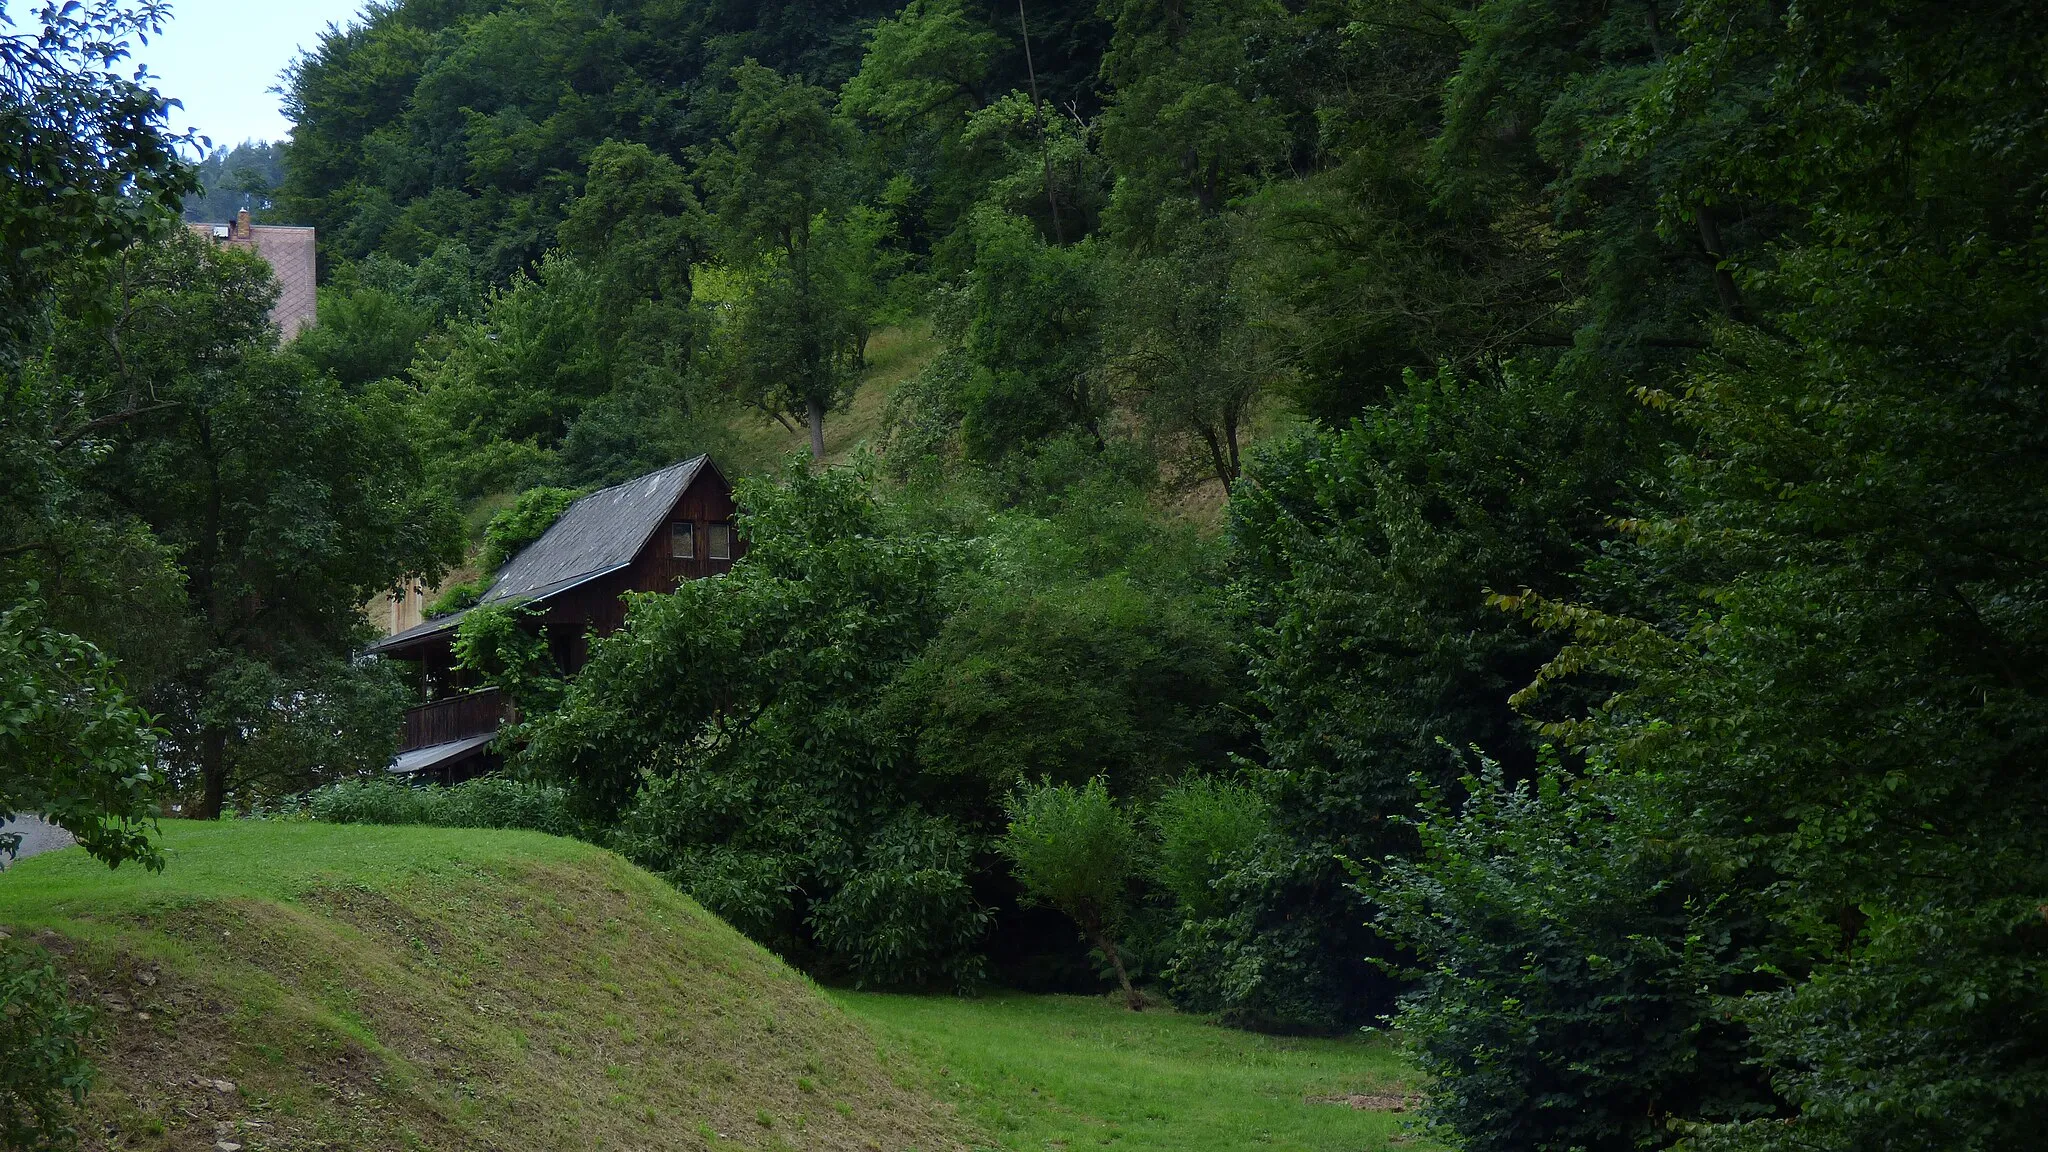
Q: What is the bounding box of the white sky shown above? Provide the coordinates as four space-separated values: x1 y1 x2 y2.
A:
128 0 377 153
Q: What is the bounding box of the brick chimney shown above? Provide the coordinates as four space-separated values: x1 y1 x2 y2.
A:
235 207 251 239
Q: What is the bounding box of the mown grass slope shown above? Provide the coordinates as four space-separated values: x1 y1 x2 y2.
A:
837 992 1427 1152
0 821 963 1152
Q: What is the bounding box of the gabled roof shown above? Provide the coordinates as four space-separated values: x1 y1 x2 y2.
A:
366 455 711 656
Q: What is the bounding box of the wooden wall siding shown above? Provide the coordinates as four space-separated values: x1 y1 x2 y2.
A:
536 467 746 674
632 472 744 591
401 687 508 751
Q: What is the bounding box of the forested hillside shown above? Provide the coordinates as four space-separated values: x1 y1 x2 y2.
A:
180 140 285 222
6 2 2047 1151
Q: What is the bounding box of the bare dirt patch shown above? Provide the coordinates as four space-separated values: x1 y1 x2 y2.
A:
1308 1091 1423 1112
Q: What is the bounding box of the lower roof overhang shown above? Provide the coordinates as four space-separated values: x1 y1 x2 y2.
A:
361 562 632 660
387 732 499 777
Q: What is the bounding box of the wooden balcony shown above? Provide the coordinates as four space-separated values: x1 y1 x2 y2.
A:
400 687 509 752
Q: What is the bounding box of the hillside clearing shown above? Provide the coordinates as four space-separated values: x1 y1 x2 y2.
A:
836 992 1427 1152
725 320 939 470
0 821 964 1151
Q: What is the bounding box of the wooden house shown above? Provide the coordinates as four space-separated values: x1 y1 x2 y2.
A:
366 455 743 780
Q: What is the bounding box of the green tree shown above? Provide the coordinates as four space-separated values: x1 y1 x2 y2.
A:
1102 216 1276 484
2 10 196 1149
1366 3 2048 1150
0 0 194 357
704 63 862 458
1095 0 1287 245
937 208 1104 462
292 245 486 392
999 778 1147 1010
44 233 459 816
277 0 903 279
180 140 286 223
0 602 160 871
2 0 191 863
841 0 1111 257
1212 364 1650 1030
412 252 673 495
557 140 705 376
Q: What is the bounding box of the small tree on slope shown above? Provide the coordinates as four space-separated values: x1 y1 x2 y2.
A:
999 778 1146 1010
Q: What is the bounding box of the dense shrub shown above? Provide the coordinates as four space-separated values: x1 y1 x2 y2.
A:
884 574 1241 796
531 462 981 985
297 776 581 838
1148 777 1264 921
0 937 96 1151
507 461 1244 991
1371 760 1782 1151
479 487 584 573
423 575 489 618
1000 778 1146 1009
807 812 992 990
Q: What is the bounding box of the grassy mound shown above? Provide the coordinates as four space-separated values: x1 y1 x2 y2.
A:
0 821 963 1151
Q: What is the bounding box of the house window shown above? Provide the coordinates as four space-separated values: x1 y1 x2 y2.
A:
670 521 694 559
708 522 733 561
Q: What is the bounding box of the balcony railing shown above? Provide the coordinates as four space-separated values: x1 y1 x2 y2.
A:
400 687 509 752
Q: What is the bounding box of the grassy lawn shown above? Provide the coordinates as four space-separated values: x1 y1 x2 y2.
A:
835 991 1426 1152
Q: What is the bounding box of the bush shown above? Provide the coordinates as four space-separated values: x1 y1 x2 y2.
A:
527 461 992 988
1369 759 1781 1152
479 487 583 574
808 812 991 990
424 575 489 618
1000 778 1147 1009
424 487 585 618
0 936 96 1151
1149 777 1265 920
885 574 1243 797
298 776 581 838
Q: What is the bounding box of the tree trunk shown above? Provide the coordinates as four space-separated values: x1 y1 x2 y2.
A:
1097 931 1143 1011
198 724 229 820
1200 424 1233 489
806 396 826 460
1696 204 1747 322
1017 0 1064 246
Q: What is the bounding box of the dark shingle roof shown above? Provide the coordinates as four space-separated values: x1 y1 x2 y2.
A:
367 456 708 655
488 455 705 601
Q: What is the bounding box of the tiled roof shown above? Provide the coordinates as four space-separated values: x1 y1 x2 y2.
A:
186 220 319 340
249 226 317 340
490 456 707 602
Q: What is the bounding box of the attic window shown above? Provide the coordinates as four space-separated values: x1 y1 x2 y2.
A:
708 522 733 561
670 521 694 559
